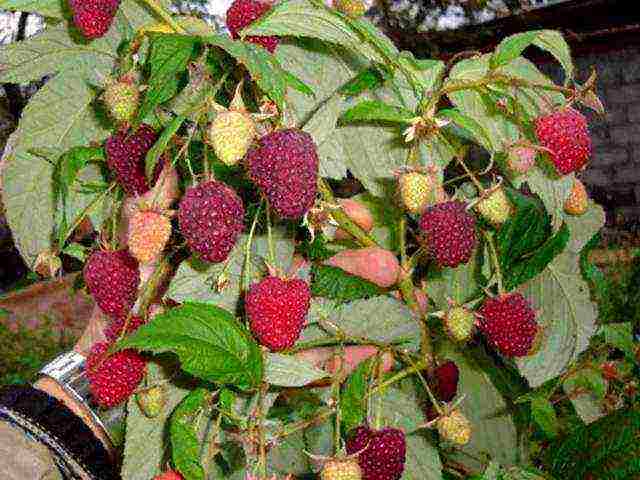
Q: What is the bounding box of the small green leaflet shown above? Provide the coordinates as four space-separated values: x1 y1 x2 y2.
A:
145 114 185 180
491 30 574 84
311 265 382 303
119 303 263 390
340 100 414 124
171 388 210 480
340 358 373 433
264 354 327 387
203 35 291 110
0 0 62 17
136 34 199 125
530 396 558 438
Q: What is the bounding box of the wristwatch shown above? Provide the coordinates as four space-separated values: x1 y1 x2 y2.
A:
38 350 126 448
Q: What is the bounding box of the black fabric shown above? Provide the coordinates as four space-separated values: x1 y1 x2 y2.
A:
0 385 118 480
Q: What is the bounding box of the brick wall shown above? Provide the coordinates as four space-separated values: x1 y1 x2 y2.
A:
540 46 640 233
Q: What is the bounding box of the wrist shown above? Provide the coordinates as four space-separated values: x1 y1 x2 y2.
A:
33 376 114 456
37 350 127 456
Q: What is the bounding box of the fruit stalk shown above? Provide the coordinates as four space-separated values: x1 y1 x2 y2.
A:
140 0 186 34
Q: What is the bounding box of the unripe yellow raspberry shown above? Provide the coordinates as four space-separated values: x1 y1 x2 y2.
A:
444 306 475 342
333 0 366 18
437 409 472 445
475 187 512 226
103 79 139 124
398 171 443 214
207 111 256 166
321 458 362 480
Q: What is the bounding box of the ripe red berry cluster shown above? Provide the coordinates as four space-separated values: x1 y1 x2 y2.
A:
346 426 406 480
477 293 539 357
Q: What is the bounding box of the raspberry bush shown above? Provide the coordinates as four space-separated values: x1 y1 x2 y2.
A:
2 0 633 479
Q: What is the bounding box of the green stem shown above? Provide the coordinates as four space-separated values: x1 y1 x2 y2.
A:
399 215 408 267
397 272 433 370
256 383 268 478
242 202 263 291
318 179 379 248
276 408 335 439
456 155 484 192
140 0 186 34
484 231 504 295
401 351 443 416
374 355 385 430
266 203 276 267
366 358 428 399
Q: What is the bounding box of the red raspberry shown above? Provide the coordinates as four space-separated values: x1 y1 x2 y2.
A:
246 276 311 351
535 107 591 175
345 426 406 480
477 293 538 357
226 0 279 53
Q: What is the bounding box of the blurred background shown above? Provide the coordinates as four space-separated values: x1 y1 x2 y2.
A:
1 0 640 383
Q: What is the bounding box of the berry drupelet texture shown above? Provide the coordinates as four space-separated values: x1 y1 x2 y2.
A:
419 201 477 268
247 129 319 219
477 293 538 357
535 107 591 175
226 0 279 53
346 426 406 480
246 276 311 351
178 181 245 263
105 124 159 195
69 0 120 39
84 249 140 319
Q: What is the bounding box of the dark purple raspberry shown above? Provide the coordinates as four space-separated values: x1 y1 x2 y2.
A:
84 249 139 319
105 124 158 196
246 276 311 351
178 180 244 263
418 200 476 268
346 426 406 480
478 293 538 357
226 0 279 53
247 128 319 219
434 360 459 402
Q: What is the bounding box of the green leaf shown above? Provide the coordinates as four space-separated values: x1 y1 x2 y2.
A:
278 39 421 196
146 114 185 180
339 65 388 97
373 385 427 434
341 358 373 433
563 368 606 425
602 323 635 360
491 31 541 70
264 353 327 387
204 35 288 110
497 189 551 272
517 169 574 230
1 69 111 267
314 296 421 349
137 34 198 124
54 146 106 245
545 408 640 479
311 265 382 303
171 388 209 480
242 0 386 64
425 250 482 310
403 434 443 480
562 201 606 254
516 250 598 387
122 360 191 480
119 303 263 390
438 108 493 152
166 231 295 311
0 0 62 17
530 396 558 438
503 222 570 291
0 24 118 84
267 429 310 476
491 30 573 82
340 100 413 124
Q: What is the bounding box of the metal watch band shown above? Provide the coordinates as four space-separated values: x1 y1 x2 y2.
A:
39 351 126 448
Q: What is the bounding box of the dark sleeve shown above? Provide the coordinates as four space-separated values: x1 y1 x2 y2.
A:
0 385 119 480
